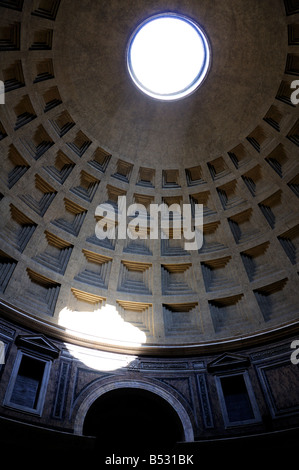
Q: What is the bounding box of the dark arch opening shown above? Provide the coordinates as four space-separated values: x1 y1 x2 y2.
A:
83 387 185 454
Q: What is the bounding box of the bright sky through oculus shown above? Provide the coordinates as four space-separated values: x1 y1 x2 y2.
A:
127 14 210 100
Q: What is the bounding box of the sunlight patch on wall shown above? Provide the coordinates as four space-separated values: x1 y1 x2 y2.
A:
58 302 147 349
64 342 138 371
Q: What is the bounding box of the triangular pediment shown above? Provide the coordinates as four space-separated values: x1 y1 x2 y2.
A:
16 334 60 359
207 352 250 372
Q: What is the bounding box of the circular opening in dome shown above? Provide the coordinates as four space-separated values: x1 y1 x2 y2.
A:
127 13 211 101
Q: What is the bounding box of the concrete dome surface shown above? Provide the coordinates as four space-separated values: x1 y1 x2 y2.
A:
0 0 298 355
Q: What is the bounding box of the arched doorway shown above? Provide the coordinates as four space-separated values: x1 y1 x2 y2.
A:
82 387 186 453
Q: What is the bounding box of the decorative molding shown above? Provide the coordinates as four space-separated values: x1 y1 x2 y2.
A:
207 353 250 372
196 374 214 428
52 359 72 419
15 334 60 359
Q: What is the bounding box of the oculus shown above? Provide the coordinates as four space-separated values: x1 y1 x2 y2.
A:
127 13 211 101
